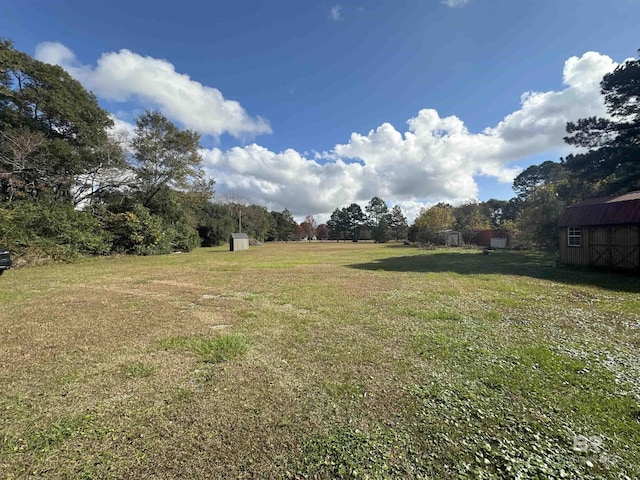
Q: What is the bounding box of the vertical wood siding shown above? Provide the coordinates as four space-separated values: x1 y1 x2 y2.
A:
559 225 640 270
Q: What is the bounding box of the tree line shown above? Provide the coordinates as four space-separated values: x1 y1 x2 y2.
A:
0 39 296 261
1 39 638 263
407 48 640 249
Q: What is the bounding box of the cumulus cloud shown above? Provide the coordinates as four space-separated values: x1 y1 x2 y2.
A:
486 51 616 159
200 52 616 222
35 41 617 222
34 42 272 139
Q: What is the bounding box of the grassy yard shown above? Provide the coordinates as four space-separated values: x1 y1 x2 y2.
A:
1 243 639 479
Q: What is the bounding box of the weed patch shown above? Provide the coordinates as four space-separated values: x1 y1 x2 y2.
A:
158 334 249 363
121 361 155 378
287 427 418 479
406 381 620 479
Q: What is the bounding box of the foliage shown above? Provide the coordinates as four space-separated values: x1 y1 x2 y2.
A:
101 204 173 255
166 221 201 252
482 198 519 228
365 196 390 243
228 203 274 241
453 202 491 243
292 223 306 241
563 52 640 197
315 223 330 241
130 110 204 207
327 207 349 241
197 202 235 246
512 185 565 249
388 205 408 241
269 208 296 241
0 39 117 203
512 161 567 202
345 203 365 241
0 200 112 262
413 203 455 244
300 214 317 240
328 203 367 241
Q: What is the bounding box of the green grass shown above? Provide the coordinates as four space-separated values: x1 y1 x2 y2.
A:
158 334 250 363
122 361 155 378
0 242 639 478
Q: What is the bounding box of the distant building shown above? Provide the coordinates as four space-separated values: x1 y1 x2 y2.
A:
558 191 640 270
444 230 463 247
229 233 249 252
475 229 509 249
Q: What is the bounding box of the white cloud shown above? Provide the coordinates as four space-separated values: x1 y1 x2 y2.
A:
34 42 272 140
200 52 616 222
35 42 617 223
485 51 615 160
109 116 136 139
330 5 343 22
442 0 471 8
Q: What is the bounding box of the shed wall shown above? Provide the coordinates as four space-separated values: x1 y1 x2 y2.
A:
559 225 640 269
230 235 249 251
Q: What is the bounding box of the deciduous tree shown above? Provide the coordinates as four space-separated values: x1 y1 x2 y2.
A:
315 223 330 241
412 203 454 244
300 214 317 240
130 110 203 208
0 39 117 202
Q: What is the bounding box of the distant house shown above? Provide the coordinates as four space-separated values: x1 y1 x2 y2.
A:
558 191 640 270
229 233 249 252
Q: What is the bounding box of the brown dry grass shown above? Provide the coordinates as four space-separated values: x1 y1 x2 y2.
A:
1 243 639 478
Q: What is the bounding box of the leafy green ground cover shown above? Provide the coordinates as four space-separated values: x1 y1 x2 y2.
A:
0 243 638 478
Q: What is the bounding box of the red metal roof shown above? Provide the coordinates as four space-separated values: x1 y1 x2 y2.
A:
558 191 640 227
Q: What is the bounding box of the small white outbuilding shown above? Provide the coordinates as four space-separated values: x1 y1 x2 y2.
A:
229 233 249 252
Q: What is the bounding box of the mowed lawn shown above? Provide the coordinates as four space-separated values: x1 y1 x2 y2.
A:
1 243 639 479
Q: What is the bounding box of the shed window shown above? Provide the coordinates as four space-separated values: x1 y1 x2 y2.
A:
568 226 581 247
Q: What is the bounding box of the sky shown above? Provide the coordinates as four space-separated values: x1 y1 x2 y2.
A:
1 0 638 222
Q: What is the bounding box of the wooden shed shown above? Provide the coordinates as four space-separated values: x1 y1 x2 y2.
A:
558 191 640 270
229 233 249 252
444 230 463 247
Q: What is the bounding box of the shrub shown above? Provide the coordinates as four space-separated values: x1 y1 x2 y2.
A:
0 201 112 263
102 204 172 255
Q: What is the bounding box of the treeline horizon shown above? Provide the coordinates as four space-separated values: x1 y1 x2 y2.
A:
1 39 638 265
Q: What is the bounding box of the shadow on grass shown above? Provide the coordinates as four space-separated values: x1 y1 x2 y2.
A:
348 249 640 292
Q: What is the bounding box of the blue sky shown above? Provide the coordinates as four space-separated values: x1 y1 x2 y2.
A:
1 0 638 221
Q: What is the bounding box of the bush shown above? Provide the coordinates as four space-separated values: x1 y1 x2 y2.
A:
101 204 199 255
167 221 200 252
0 201 112 264
102 204 172 255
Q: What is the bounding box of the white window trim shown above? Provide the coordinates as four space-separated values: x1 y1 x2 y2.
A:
568 226 581 247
